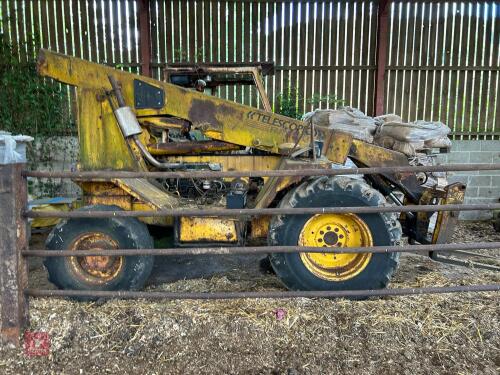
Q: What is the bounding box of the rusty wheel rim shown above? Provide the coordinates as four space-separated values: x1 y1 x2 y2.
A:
68 232 124 284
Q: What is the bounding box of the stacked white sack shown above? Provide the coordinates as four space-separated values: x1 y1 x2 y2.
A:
303 107 452 157
302 107 378 143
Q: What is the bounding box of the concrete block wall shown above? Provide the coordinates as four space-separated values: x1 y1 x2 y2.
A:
28 137 80 198
435 140 500 220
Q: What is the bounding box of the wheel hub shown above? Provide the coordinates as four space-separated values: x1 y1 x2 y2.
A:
322 230 339 246
298 213 373 281
68 233 123 284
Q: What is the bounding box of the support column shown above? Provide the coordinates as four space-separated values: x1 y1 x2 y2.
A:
138 0 152 77
374 0 390 116
0 164 29 347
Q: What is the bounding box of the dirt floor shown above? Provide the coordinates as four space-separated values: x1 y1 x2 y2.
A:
0 221 499 374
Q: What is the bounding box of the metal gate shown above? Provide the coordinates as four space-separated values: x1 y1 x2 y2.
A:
1 162 500 347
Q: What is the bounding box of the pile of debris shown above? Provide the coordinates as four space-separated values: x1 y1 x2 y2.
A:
303 107 452 157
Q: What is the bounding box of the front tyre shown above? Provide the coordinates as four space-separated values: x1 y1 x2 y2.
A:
268 176 402 291
44 205 154 298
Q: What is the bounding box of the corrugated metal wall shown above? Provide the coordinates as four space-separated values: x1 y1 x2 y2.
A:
148 1 378 115
0 1 141 72
0 1 498 139
385 1 499 139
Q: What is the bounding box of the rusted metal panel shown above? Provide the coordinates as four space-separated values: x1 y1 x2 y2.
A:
112 178 181 210
77 181 172 226
249 215 272 240
432 182 466 244
178 217 239 244
321 130 352 163
0 164 29 347
74 88 139 171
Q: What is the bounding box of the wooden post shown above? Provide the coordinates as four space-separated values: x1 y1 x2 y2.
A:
374 0 390 116
0 164 29 347
138 0 152 77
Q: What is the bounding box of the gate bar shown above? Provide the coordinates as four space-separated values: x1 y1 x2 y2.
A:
25 284 500 300
22 163 500 179
24 203 500 219
22 241 500 257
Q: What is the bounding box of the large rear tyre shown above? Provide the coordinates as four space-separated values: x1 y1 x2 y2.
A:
44 205 154 299
494 213 500 232
268 176 402 291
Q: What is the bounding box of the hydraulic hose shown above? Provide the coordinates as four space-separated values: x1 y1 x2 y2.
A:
131 135 207 169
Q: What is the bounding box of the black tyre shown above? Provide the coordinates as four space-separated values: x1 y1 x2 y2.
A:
268 176 402 291
494 213 500 232
44 205 154 297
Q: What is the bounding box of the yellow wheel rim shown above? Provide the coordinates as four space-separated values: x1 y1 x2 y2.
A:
299 213 373 281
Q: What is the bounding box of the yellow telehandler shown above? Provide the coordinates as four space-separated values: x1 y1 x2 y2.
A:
36 50 464 293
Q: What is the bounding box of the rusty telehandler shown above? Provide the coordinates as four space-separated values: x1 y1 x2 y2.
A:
36 49 465 294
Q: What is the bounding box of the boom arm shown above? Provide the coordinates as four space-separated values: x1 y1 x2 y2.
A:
37 49 420 195
37 49 420 182
37 49 351 164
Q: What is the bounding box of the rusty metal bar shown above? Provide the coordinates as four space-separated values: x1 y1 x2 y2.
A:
430 254 500 272
387 65 500 72
374 0 390 116
21 241 500 257
138 0 151 77
22 163 500 180
0 164 29 347
24 203 500 219
25 284 500 300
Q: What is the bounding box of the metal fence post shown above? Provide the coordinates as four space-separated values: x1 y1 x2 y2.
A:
138 0 152 77
0 163 29 347
374 0 390 116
